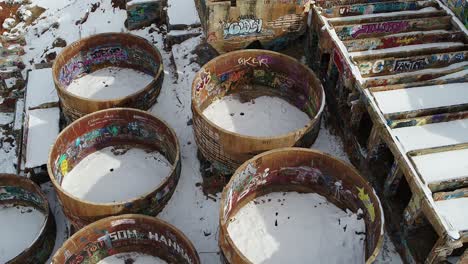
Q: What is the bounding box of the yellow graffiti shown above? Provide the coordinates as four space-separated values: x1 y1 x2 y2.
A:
61 159 69 176
396 36 416 45
357 187 375 222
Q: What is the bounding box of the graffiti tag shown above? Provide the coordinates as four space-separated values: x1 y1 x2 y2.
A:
223 18 263 39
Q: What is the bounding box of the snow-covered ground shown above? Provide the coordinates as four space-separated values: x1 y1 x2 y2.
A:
1 0 403 263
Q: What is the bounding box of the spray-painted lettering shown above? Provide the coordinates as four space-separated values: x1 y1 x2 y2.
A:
223 18 263 39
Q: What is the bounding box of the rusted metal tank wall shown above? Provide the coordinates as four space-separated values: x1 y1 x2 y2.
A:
52 214 201 264
52 33 164 122
219 148 384 263
0 174 55 264
195 0 309 53
192 49 325 175
47 108 181 229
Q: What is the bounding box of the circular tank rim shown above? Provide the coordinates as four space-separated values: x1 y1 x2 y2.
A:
46 107 181 207
52 32 164 103
52 214 201 264
191 49 326 141
0 174 53 263
219 147 385 264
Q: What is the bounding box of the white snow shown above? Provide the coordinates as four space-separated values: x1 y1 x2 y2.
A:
373 83 468 114
203 95 311 137
25 107 60 168
66 67 153 100
167 0 200 26
97 252 167 264
0 112 14 125
350 42 465 57
61 147 171 203
227 192 366 264
0 205 46 263
25 68 59 110
5 77 17 89
411 148 468 185
392 118 468 152
0 128 17 174
435 198 468 232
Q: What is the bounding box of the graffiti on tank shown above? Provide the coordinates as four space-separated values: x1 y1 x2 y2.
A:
195 69 212 93
357 187 375 222
61 229 194 264
393 58 426 72
0 186 43 207
59 46 128 85
350 21 409 38
238 56 270 67
54 121 164 182
223 17 263 39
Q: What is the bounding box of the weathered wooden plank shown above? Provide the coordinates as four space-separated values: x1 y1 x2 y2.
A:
369 75 468 92
356 49 467 77
335 16 452 40
316 0 409 9
434 188 468 201
330 10 447 26
322 1 436 18
343 31 465 52
384 161 405 197
387 109 468 128
362 62 468 87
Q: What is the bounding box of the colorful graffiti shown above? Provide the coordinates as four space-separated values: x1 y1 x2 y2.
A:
447 0 467 28
350 21 409 38
65 228 194 264
59 46 128 85
54 121 166 184
195 69 212 93
336 1 420 16
393 58 426 72
238 56 270 67
357 187 376 222
0 186 43 206
223 17 263 39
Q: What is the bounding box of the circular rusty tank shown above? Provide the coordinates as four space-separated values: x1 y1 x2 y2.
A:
0 174 55 264
219 148 384 263
192 49 325 175
47 108 181 229
52 33 164 122
52 214 201 264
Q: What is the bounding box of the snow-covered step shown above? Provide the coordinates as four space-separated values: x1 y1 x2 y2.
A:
392 118 468 152
435 197 468 233
24 108 60 169
373 82 468 114
25 68 59 111
410 148 468 189
167 0 200 27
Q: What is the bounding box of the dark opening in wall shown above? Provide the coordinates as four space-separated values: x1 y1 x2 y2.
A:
231 0 236 7
320 53 330 80
357 111 372 148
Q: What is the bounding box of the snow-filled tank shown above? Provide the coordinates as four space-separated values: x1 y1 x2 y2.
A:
0 174 55 263
192 49 325 178
47 108 180 229
219 148 384 263
52 214 201 264
52 33 164 122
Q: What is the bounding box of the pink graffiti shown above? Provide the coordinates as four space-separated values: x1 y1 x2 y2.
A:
351 21 409 38
195 69 211 92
